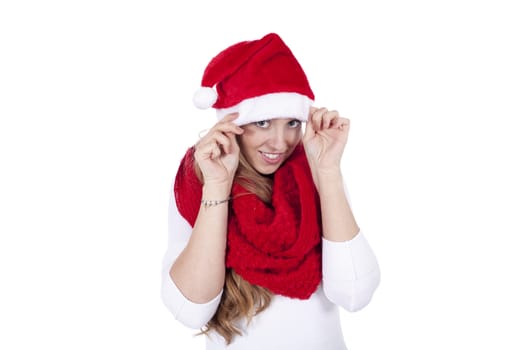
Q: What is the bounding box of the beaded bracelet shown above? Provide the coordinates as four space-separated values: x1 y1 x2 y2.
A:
201 197 231 208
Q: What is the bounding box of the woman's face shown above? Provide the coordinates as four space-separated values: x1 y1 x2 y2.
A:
238 118 303 175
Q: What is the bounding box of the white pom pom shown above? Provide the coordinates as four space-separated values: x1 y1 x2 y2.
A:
193 87 217 109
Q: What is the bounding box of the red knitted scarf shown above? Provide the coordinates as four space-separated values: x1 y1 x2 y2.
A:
174 144 322 299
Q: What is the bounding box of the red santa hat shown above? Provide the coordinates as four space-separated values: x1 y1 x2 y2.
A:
193 33 315 126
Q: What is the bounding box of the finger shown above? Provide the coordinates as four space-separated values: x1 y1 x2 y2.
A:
212 115 244 135
304 113 316 140
196 141 221 161
220 112 239 123
210 143 221 159
226 131 240 154
311 107 327 131
333 117 350 130
209 131 232 154
215 123 244 135
309 106 319 117
198 129 223 146
322 110 339 129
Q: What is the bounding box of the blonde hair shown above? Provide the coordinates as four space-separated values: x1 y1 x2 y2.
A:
193 149 274 344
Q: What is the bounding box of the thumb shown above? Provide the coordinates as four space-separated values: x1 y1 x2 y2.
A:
303 108 317 141
226 131 240 154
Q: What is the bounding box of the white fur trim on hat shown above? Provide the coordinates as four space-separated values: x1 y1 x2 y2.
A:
216 92 313 126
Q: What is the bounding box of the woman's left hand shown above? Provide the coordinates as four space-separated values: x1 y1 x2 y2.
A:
303 107 350 178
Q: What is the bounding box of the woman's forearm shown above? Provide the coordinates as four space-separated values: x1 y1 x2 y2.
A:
317 170 360 242
169 183 230 303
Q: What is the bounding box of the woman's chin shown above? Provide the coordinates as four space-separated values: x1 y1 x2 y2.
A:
254 163 281 176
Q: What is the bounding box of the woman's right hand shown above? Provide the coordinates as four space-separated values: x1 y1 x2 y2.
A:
194 113 244 187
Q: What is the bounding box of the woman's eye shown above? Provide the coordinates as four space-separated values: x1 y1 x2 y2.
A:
288 119 301 128
254 120 270 128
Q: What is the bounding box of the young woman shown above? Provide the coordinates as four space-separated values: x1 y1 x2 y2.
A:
161 33 380 350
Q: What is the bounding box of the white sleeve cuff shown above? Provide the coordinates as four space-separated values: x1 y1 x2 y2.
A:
321 232 380 312
322 232 379 282
161 273 223 329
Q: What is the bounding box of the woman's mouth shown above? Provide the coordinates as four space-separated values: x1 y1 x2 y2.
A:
260 151 284 164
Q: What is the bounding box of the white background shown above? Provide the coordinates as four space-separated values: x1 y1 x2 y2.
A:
1 1 524 349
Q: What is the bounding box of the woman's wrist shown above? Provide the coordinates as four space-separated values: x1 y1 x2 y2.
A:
316 168 344 193
316 167 342 181
202 181 233 200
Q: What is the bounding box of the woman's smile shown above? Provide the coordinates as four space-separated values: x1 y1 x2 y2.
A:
260 151 284 164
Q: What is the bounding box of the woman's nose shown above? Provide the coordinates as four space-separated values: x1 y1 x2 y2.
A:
266 128 288 150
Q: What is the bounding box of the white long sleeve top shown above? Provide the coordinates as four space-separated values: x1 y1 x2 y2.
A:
161 190 380 350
